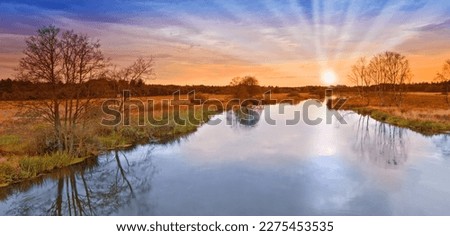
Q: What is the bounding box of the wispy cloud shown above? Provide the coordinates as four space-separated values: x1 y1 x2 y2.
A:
416 19 450 32
1 0 450 85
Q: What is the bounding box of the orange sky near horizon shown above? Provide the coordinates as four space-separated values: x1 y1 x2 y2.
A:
1 1 449 87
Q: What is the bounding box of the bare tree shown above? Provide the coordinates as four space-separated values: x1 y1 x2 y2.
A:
436 60 450 106
17 26 107 154
18 25 64 151
105 57 154 129
368 54 387 106
111 57 154 95
368 51 412 107
60 30 107 154
381 52 411 107
348 57 371 105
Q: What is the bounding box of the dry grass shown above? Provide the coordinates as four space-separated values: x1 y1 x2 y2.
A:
0 93 299 186
340 92 449 108
338 92 450 134
1 91 447 185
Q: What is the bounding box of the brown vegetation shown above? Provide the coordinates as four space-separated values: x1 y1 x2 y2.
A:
337 91 450 134
435 60 450 106
0 91 301 186
348 51 412 107
345 52 449 134
0 25 449 187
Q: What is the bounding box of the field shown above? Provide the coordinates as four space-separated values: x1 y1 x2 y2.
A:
0 92 306 186
0 95 212 186
0 91 448 186
336 91 450 134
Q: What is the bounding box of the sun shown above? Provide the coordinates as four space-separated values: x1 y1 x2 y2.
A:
321 70 337 85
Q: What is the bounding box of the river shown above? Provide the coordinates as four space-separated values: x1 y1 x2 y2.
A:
0 101 449 215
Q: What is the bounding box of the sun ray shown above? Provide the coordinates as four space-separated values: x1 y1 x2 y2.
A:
348 2 403 59
331 0 359 61
262 0 315 58
312 0 324 66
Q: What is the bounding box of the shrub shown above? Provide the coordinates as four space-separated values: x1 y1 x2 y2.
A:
0 163 18 184
189 93 209 104
19 152 73 178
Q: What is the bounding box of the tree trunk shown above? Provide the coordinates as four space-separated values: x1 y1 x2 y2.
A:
446 81 449 106
54 99 64 152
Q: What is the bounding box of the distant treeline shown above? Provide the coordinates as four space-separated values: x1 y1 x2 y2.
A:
332 82 448 93
0 78 447 101
0 79 444 100
0 78 326 100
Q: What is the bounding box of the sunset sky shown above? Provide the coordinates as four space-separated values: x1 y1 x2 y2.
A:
1 0 449 86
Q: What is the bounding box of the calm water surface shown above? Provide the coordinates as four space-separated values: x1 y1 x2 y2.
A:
0 101 449 215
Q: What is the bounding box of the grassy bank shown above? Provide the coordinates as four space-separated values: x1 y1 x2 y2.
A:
3 91 447 186
335 92 450 135
0 106 218 187
0 152 85 187
352 107 450 135
0 92 303 187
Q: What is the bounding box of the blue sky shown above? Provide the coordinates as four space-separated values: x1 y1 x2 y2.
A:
1 0 450 85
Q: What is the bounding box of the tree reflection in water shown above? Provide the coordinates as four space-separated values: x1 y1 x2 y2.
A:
3 146 156 216
433 135 450 159
226 106 262 129
354 115 408 168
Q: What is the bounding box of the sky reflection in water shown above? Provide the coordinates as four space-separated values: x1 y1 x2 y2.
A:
0 102 449 215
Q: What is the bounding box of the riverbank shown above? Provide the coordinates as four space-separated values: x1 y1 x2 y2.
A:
352 107 450 135
0 108 217 187
0 92 307 187
0 94 227 187
3 91 447 187
336 92 450 135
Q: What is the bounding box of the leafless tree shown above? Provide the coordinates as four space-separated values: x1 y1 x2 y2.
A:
368 54 387 105
18 26 64 151
348 57 371 105
380 52 411 106
107 57 154 127
349 52 411 107
435 60 450 106
110 57 154 95
60 30 107 154
17 26 107 154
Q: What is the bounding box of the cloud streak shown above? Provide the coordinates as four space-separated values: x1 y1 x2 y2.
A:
0 0 450 85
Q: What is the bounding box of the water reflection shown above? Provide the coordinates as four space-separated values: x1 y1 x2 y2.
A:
354 115 408 168
433 135 450 158
49 166 95 216
1 103 450 216
226 106 263 128
0 147 155 215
